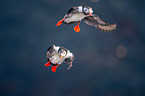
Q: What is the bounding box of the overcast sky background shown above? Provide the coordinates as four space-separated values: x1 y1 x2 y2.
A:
1 0 145 96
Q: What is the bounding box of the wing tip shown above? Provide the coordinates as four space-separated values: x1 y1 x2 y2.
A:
98 23 117 32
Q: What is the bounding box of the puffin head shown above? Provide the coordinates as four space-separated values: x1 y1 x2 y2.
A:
58 49 67 59
83 6 93 16
77 6 93 16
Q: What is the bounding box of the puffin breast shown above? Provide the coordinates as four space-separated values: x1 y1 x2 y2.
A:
64 13 87 23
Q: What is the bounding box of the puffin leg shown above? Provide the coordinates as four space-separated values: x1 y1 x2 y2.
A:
74 22 80 32
45 60 51 67
51 64 59 72
56 17 65 26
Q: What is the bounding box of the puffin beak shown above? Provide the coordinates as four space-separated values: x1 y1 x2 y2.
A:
89 9 92 16
60 55 62 60
89 11 92 16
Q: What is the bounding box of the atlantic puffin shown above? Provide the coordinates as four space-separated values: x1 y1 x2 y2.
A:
45 45 74 72
56 6 116 32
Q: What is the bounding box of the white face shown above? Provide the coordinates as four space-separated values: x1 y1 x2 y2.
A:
59 51 67 57
84 7 93 15
84 7 89 14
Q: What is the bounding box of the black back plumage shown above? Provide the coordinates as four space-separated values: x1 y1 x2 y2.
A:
67 7 75 14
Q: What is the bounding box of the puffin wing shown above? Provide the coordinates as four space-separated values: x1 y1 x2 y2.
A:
65 55 74 70
46 45 56 59
83 14 116 31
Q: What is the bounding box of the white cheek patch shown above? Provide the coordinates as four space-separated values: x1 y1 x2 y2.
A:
84 8 89 13
63 52 67 56
78 6 83 12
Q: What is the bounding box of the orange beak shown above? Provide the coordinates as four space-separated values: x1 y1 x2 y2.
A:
89 11 92 16
60 55 62 60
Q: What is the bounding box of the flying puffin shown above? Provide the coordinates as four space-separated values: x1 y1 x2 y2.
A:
56 6 116 32
45 45 74 72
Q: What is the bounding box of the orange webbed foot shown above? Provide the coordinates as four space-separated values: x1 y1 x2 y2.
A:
45 62 51 67
56 17 65 26
51 65 59 72
74 22 80 32
45 60 51 67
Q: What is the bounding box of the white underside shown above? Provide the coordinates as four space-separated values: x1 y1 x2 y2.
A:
50 50 73 65
64 13 87 23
